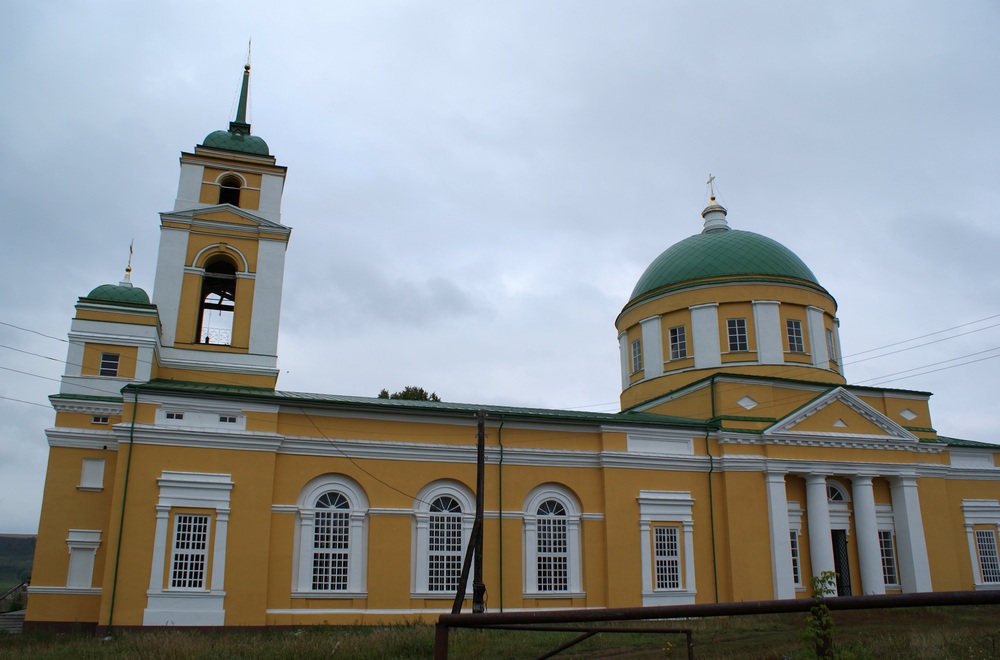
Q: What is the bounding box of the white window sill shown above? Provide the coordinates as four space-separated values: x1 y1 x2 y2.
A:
291 591 368 599
411 591 471 599
77 486 103 492
522 591 586 599
974 582 1000 591
28 585 102 596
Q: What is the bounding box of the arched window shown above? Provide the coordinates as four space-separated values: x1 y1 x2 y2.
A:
312 492 352 590
294 474 369 597
218 175 242 206
412 480 474 596
522 484 584 596
428 496 463 592
197 257 237 345
536 499 569 591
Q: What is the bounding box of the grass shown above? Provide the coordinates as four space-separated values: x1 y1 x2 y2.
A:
2 606 1000 658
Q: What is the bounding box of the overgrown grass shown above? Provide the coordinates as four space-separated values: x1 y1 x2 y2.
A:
2 606 1000 659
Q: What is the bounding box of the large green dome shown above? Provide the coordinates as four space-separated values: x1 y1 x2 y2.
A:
629 225 823 302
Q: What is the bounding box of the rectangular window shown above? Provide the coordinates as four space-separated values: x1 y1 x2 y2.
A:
312 508 351 590
977 529 1000 583
826 328 837 364
727 318 748 352
99 352 120 377
878 530 898 585
669 326 687 360
166 412 184 420
219 415 237 424
653 526 681 589
170 514 209 589
92 415 109 424
786 319 805 353
631 339 643 373
537 516 569 591
789 530 801 585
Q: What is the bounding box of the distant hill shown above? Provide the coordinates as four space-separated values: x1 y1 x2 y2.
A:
0 535 35 590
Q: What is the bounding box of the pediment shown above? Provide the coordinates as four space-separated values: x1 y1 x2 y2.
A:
160 205 289 235
764 387 918 444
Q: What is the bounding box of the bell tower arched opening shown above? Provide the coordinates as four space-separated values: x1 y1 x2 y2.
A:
218 175 242 206
197 257 237 345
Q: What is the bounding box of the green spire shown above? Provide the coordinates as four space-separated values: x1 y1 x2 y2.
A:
229 64 251 135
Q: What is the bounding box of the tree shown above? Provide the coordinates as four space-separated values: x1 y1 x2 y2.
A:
377 386 441 402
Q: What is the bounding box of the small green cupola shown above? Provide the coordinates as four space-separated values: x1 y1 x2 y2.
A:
201 64 270 156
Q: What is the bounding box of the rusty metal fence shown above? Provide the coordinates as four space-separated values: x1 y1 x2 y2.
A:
434 589 1000 659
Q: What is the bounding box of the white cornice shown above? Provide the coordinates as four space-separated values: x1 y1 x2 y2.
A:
113 423 283 452
764 387 919 444
49 397 123 415
46 427 119 450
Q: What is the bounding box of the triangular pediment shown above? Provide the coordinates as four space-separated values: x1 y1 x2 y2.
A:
764 387 918 444
160 205 290 236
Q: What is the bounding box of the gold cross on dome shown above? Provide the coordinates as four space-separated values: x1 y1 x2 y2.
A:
706 173 716 200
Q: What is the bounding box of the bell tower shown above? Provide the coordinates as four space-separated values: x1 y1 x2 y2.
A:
151 64 290 389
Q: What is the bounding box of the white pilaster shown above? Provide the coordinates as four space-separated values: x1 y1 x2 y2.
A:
211 509 230 591
257 173 285 223
148 505 170 590
174 163 205 212
850 476 885 595
752 301 783 365
805 474 835 578
296 511 315 592
690 303 721 369
248 238 288 357
618 332 630 391
766 473 795 599
807 306 827 368
890 475 933 592
152 226 191 347
640 316 663 378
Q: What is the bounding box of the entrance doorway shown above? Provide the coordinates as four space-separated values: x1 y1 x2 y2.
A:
831 529 852 596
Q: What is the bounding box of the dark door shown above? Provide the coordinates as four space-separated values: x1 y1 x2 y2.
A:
831 529 852 596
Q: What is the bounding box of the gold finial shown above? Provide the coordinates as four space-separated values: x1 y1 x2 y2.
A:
706 173 717 202
124 240 134 281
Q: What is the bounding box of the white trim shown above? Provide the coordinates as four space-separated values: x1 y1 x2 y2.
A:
638 490 696 606
66 529 101 589
411 480 475 596
28 586 102 596
690 303 721 369
293 474 369 596
522 484 584 597
752 301 783 364
889 475 932 592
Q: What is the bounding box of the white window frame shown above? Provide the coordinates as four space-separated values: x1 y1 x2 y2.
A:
961 500 1000 590
878 529 899 587
825 328 837 364
789 530 802 586
169 513 211 589
787 501 804 589
653 525 681 590
727 318 748 352
639 491 696 605
293 474 369 597
412 480 475 597
630 339 643 373
976 529 1000 584
78 458 105 491
522 484 583 597
99 352 120 377
143 471 232 626
786 319 805 353
668 326 687 360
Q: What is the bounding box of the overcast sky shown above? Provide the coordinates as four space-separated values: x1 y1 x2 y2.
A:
1 2 998 533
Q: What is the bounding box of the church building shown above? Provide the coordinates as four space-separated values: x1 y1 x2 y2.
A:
25 67 1000 631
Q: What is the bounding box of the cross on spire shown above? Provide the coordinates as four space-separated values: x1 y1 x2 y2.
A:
706 173 717 201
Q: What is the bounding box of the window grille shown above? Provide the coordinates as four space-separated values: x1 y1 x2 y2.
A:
99 353 120 377
669 326 687 360
977 529 1000 583
879 530 898 585
654 526 681 589
170 514 209 589
786 319 805 353
789 530 801 585
428 496 463 592
536 500 568 591
727 318 748 351
312 491 351 590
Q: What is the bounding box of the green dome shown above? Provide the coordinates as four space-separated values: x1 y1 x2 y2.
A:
202 128 270 155
630 229 821 301
85 283 151 305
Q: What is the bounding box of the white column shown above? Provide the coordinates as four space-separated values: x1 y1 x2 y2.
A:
682 520 696 593
850 476 885 595
618 332 630 391
640 316 664 378
690 303 721 369
766 473 795 599
210 508 229 591
805 474 835 578
148 505 171 590
966 524 983 586
890 475 932 592
639 520 652 593
752 301 783 365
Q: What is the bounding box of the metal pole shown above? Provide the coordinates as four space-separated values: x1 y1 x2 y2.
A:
473 409 486 613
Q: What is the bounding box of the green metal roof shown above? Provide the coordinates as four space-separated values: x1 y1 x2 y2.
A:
936 436 1000 449
84 283 151 305
126 379 711 430
630 229 822 301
